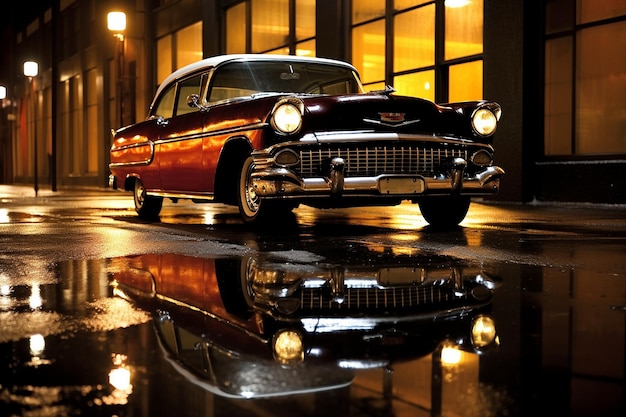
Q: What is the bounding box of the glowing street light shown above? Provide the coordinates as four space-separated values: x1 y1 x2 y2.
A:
108 11 127 127
0 85 6 100
107 11 126 40
23 61 39 78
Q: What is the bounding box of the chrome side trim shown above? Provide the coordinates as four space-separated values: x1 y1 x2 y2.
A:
154 122 268 146
149 191 215 201
109 141 155 167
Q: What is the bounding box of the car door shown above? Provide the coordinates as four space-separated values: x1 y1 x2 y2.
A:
156 73 209 193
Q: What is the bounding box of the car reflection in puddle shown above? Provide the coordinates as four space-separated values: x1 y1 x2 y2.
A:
109 252 501 400
0 252 502 416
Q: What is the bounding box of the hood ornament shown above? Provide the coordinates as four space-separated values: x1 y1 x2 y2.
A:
363 111 420 128
379 112 406 123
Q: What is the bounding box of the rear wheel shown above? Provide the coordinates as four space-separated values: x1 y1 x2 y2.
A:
417 196 471 228
133 179 163 219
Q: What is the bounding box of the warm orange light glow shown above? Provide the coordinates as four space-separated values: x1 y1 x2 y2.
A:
23 61 39 77
445 0 471 8
107 12 127 32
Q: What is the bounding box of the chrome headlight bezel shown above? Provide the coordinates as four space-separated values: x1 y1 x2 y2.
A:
270 98 304 135
471 103 501 137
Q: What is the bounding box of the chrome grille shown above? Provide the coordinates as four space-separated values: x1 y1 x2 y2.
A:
298 145 468 177
299 285 470 314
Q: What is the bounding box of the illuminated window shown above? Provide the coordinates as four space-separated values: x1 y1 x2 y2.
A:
578 0 626 24
544 37 573 155
226 2 247 53
444 0 483 60
544 3 626 156
576 21 626 154
352 0 385 25
449 60 482 102
352 0 485 101
296 0 316 41
86 69 98 173
394 70 435 101
394 5 435 73
157 36 173 85
156 22 202 86
176 22 203 70
352 20 385 87
227 0 316 56
252 0 289 53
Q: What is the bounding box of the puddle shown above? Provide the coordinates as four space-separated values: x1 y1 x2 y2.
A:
0 250 623 416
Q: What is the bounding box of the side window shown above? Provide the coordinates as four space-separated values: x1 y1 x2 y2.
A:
154 85 176 119
176 74 204 116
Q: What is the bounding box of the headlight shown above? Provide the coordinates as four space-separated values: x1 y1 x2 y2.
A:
273 329 304 364
471 315 497 347
270 98 304 135
471 108 498 136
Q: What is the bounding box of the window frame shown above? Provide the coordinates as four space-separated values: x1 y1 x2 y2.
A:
349 0 485 103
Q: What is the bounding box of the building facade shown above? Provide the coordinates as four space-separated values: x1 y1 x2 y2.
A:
1 0 624 204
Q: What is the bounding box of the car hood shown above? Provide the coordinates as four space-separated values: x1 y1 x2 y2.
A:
282 92 492 141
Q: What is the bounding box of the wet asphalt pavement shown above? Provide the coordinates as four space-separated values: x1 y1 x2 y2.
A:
0 184 625 417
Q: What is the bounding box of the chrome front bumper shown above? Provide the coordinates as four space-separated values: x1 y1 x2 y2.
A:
250 131 504 199
250 159 504 199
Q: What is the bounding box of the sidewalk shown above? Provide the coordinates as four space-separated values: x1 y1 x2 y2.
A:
0 184 116 199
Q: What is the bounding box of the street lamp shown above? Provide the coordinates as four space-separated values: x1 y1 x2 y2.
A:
107 11 126 128
24 61 39 197
0 85 6 100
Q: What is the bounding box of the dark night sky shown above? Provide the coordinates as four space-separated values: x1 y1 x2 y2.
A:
6 2 54 30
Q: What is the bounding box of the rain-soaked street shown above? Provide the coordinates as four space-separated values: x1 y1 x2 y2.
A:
1 184 625 417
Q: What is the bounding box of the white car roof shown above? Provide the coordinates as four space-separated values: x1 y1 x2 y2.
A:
154 54 359 102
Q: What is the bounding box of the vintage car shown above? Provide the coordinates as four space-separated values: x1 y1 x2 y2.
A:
109 54 504 227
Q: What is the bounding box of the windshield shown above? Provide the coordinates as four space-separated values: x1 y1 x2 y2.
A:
207 60 364 102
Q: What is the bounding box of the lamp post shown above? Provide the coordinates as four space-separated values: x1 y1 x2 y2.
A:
107 11 126 128
24 61 39 197
0 85 6 183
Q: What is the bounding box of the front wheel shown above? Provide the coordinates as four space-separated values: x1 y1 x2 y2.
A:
417 196 471 228
237 157 295 223
237 157 263 223
134 179 163 219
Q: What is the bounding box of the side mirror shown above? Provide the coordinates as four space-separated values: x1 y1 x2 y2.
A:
187 94 200 108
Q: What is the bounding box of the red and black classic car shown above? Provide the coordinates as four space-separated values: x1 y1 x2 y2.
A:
109 54 504 227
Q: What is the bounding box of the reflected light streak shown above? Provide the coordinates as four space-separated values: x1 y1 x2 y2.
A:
441 345 462 366
0 208 9 223
29 334 45 356
338 359 389 369
1 279 10 296
302 317 378 332
29 284 43 309
109 367 131 391
109 353 132 392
